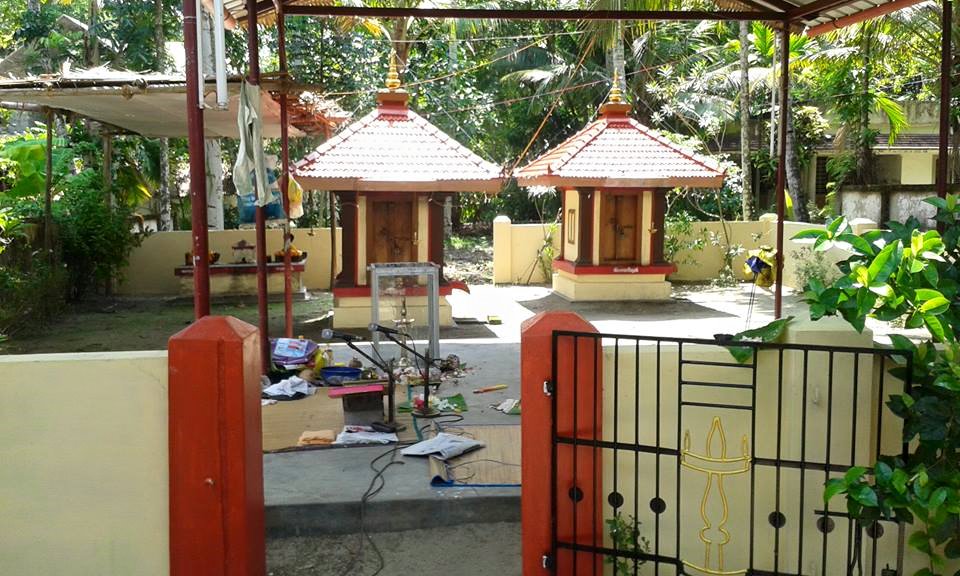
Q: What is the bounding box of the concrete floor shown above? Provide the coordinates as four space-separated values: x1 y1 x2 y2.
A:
267 522 520 576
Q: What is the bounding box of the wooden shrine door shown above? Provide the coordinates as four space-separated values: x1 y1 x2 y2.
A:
599 192 641 263
367 197 416 264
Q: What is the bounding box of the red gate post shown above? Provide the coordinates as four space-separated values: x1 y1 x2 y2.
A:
521 311 602 575
168 316 265 576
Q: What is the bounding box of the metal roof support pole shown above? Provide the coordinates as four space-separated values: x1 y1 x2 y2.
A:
184 0 211 319
278 0 294 338
774 22 790 319
937 0 953 205
248 0 270 371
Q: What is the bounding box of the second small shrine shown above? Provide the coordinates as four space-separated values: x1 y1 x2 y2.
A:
515 84 725 301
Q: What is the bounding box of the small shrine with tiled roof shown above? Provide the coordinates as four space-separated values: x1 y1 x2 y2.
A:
515 77 725 301
295 58 503 327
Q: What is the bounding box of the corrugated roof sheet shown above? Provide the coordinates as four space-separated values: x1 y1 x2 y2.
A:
515 103 725 188
294 91 503 192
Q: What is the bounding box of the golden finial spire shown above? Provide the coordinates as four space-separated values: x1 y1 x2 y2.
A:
609 69 624 104
385 50 402 91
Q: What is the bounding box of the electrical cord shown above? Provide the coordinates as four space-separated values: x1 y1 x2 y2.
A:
337 441 414 576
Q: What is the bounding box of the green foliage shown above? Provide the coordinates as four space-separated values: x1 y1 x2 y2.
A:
55 170 144 299
799 196 960 575
663 213 707 266
0 258 67 339
793 246 840 291
605 513 650 575
725 316 794 364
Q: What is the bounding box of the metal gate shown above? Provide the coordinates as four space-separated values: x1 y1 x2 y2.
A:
547 330 911 576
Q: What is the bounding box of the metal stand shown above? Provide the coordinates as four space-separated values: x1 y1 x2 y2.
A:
337 338 405 432
381 331 443 418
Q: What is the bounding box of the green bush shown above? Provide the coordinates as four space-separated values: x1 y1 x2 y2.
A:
0 258 67 338
55 170 144 299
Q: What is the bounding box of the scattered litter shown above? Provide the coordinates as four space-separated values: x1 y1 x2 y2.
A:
334 425 398 445
261 398 278 407
262 376 315 400
297 430 335 446
398 393 468 414
473 384 508 394
439 354 462 373
271 337 319 369
492 398 521 415
401 432 484 460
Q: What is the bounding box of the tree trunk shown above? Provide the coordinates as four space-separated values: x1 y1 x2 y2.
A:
87 0 100 67
154 0 165 71
739 21 753 221
201 11 224 229
392 19 410 78
785 96 810 222
158 138 173 231
855 24 874 185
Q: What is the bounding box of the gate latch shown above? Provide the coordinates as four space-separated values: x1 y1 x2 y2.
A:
543 380 554 396
542 554 554 571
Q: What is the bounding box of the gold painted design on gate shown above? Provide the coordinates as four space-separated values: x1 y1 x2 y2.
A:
680 417 751 576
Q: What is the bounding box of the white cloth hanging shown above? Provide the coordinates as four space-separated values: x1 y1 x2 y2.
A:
234 81 270 206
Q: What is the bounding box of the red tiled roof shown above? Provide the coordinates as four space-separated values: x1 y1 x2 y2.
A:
515 103 725 188
294 91 503 192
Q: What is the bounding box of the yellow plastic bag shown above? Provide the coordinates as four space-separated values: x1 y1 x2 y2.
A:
742 245 777 288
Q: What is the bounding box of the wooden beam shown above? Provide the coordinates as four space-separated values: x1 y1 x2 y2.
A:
787 0 864 21
284 5 778 21
805 0 926 35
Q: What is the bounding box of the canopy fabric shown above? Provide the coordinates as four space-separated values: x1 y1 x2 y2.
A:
294 90 504 193
515 102 725 189
0 70 348 139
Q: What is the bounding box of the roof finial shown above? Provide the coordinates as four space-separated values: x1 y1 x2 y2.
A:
609 69 624 104
385 50 402 91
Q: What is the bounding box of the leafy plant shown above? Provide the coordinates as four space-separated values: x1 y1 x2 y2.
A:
797 195 960 575
724 316 794 364
55 170 144 299
709 228 744 288
663 213 707 267
605 513 650 575
793 246 840 291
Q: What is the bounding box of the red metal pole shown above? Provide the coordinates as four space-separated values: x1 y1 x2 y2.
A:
774 24 790 319
278 2 294 338
185 0 210 319
937 0 952 202
248 0 270 372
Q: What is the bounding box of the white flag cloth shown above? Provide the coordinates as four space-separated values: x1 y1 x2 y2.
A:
234 81 270 206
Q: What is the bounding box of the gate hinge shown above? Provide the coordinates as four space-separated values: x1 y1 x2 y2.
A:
542 554 554 571
543 380 554 396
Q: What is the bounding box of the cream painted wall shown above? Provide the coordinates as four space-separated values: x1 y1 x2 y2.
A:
900 151 936 185
494 217 861 290
640 191 653 266
358 196 368 286
491 217 560 284
564 189 581 263
670 220 769 283
0 351 169 576
118 228 342 296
